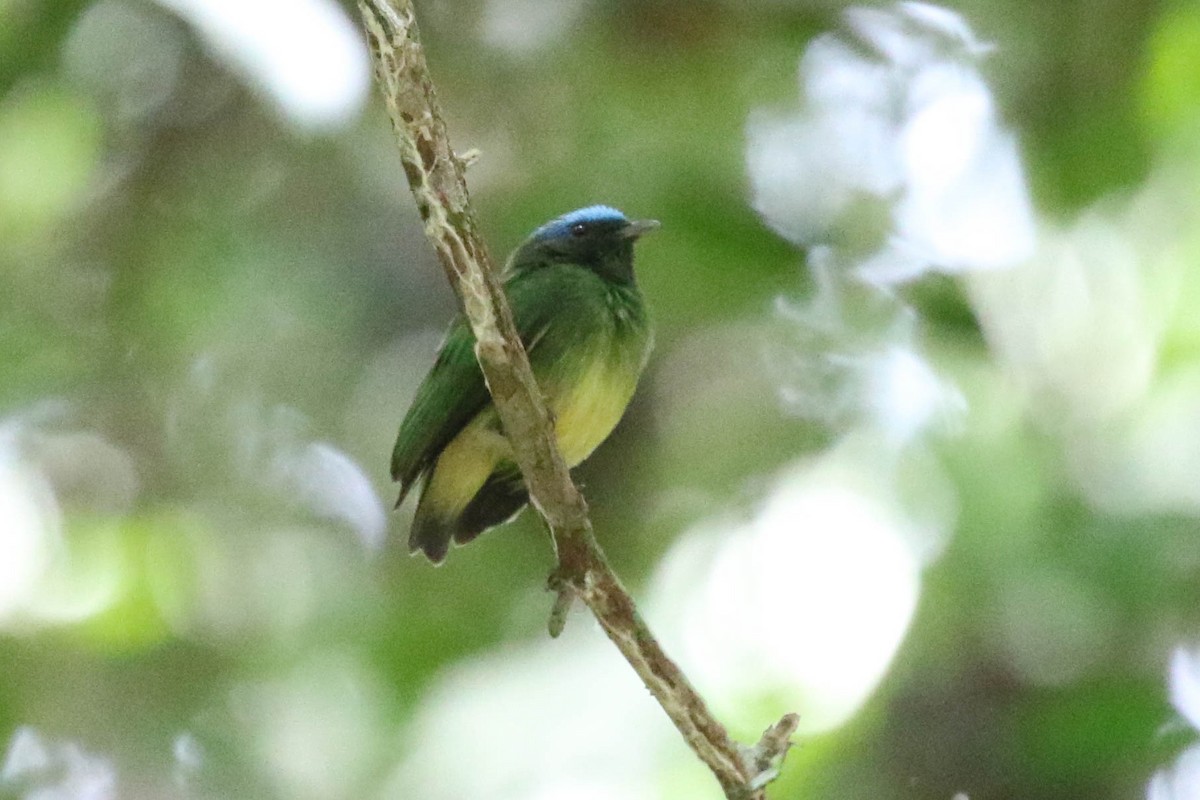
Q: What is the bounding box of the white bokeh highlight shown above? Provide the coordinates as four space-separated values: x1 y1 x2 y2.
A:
769 254 965 446
650 454 924 734
0 727 117 800
1149 747 1200 800
748 1 1034 284
153 0 370 130
232 652 389 800
266 441 388 552
1169 647 1200 732
1148 646 1200 800
754 3 1028 447
0 446 63 624
0 428 128 630
967 163 1200 517
384 630 668 800
168 356 389 553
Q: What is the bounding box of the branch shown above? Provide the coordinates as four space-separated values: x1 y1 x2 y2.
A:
356 1 798 796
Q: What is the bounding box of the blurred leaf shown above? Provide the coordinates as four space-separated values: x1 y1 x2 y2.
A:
1012 681 1163 789
1140 3 1200 141
0 83 102 240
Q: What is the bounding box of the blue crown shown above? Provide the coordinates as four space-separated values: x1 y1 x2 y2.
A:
531 205 628 242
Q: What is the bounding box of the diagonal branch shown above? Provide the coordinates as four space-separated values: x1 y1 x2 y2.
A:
356 1 798 796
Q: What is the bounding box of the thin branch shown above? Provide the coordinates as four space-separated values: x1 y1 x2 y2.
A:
356 1 798 796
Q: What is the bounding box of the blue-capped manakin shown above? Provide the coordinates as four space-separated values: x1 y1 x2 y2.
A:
392 206 657 563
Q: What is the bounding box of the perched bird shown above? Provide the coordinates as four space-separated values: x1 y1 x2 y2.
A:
392 206 657 563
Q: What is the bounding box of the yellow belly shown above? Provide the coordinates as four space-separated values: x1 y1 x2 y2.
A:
551 358 638 466
422 358 637 518
422 416 510 517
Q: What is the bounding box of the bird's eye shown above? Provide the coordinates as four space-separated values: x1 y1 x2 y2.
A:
569 222 588 237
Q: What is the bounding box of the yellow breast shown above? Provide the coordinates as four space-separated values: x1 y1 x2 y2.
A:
551 358 638 467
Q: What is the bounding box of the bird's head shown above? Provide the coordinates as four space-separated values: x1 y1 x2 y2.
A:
510 205 659 284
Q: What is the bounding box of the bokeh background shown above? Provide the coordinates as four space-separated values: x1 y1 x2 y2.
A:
3 0 1200 798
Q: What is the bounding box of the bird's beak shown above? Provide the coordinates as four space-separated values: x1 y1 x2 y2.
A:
621 218 661 240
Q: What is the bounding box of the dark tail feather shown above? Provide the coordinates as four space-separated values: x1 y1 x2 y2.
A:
408 503 452 564
454 475 529 546
407 473 529 563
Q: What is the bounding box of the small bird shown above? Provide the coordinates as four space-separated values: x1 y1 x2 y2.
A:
392 206 657 562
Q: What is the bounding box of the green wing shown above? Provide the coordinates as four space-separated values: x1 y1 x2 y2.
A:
389 268 580 504
390 317 487 504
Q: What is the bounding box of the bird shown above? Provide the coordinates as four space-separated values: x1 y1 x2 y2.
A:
391 205 657 563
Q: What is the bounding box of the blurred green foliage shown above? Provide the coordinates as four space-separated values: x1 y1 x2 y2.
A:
2 1 1200 799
